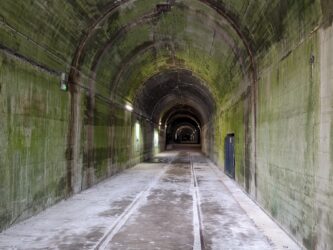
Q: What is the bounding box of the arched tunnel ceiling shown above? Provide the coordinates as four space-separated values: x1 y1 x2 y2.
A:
162 105 203 127
68 0 258 127
0 0 322 75
167 116 201 136
167 114 202 134
62 0 320 127
0 0 324 121
133 69 215 124
85 0 251 106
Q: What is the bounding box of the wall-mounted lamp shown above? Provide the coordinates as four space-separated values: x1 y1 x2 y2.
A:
135 122 140 142
60 72 68 91
125 103 133 112
154 130 159 147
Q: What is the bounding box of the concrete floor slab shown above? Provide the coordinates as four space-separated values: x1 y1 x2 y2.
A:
0 150 299 250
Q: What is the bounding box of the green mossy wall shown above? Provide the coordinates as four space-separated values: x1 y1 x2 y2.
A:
1 1 333 249
0 52 160 231
256 34 320 249
207 1 333 249
73 85 159 191
214 98 247 187
0 51 70 230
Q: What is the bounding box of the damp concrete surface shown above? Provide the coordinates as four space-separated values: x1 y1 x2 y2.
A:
0 149 300 250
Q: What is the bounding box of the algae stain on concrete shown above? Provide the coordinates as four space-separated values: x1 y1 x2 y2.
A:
0 50 70 232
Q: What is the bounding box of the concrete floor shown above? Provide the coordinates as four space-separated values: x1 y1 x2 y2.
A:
0 149 299 250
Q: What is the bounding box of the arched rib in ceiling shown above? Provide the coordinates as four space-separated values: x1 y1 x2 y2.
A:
0 0 320 81
154 97 209 125
167 114 202 132
62 0 322 136
68 0 307 80
87 2 249 106
161 105 203 127
168 117 201 143
68 0 256 97
133 69 215 124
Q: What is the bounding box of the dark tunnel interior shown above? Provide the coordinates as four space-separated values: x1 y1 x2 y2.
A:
1 0 333 248
133 69 214 148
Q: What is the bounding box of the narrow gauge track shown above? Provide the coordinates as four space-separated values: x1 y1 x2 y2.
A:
94 151 207 250
189 152 206 250
93 156 175 250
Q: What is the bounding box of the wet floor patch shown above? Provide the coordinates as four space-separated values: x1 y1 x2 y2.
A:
98 198 134 217
144 157 169 163
54 227 105 250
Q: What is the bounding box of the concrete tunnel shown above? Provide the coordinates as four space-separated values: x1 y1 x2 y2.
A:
0 0 333 249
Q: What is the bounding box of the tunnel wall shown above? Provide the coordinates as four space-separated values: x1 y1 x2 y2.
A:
0 51 70 230
0 0 165 233
256 30 320 249
0 49 161 232
254 6 333 249
213 91 252 191
209 3 333 249
73 88 155 191
316 24 333 249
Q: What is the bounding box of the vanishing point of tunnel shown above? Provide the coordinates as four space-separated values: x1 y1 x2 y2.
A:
0 0 333 249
